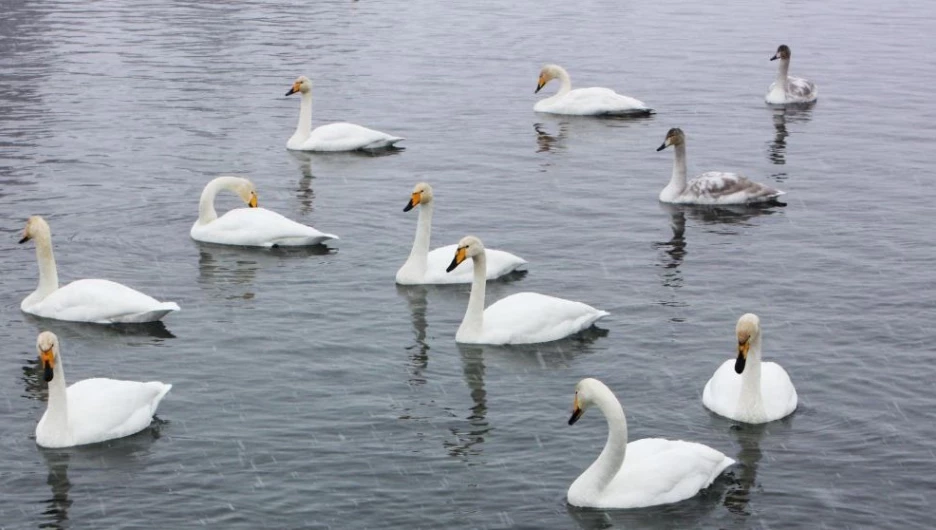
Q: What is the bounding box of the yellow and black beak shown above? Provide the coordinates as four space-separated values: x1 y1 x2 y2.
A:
446 246 467 273
285 81 301 96
403 192 421 212
40 347 54 382
535 74 547 94
248 192 258 208
735 338 750 374
18 234 31 244
568 394 584 425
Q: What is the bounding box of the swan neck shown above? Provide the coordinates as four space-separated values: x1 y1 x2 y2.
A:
462 251 488 335
45 359 69 427
32 229 59 298
584 390 629 495
741 336 764 404
669 143 688 192
404 202 433 274
555 67 572 96
775 59 790 91
294 91 313 142
197 176 241 224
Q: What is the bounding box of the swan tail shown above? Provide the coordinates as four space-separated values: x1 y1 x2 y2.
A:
109 302 180 324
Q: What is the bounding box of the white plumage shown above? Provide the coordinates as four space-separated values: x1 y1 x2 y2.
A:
534 64 652 116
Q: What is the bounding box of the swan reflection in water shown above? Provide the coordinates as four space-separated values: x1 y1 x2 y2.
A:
534 121 569 153
396 284 431 386
723 417 794 516
37 422 166 530
288 150 317 216
197 243 331 301
768 104 814 171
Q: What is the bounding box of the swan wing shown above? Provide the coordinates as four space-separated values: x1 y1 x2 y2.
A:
300 122 403 151
787 76 818 103
679 172 784 205
600 438 735 509
760 361 798 420
191 207 337 247
26 279 179 324
413 244 527 284
703 359 742 418
536 87 651 116
478 292 608 344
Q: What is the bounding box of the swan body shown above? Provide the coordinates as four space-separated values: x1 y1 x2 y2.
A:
447 236 607 344
190 176 337 247
567 378 735 509
34 332 171 448
396 183 526 285
534 64 652 116
766 45 817 105
286 76 403 151
656 128 785 205
19 216 179 324
703 313 798 424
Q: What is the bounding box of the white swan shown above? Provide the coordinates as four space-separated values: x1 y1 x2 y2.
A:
766 45 818 105
19 216 179 324
656 128 785 205
534 64 652 116
34 331 172 448
567 378 735 509
285 76 403 152
396 183 527 285
446 236 607 344
190 176 337 247
703 313 798 424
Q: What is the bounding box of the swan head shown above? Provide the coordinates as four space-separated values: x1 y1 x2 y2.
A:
535 64 564 93
19 215 51 244
225 177 258 208
735 313 761 373
656 127 685 152
403 182 434 212
771 45 791 62
446 235 484 273
36 331 59 382
286 75 312 96
568 378 610 425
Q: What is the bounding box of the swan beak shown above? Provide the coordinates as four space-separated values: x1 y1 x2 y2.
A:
40 347 54 382
770 54 779 61
535 75 546 94
403 192 421 212
285 82 301 96
735 338 750 374
446 246 467 273
18 235 30 244
248 193 258 208
656 142 669 152
568 395 584 425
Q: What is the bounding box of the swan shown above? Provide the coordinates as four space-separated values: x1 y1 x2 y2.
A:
703 313 798 424
766 45 818 105
656 128 785 205
19 216 179 324
534 64 653 116
446 236 607 344
191 176 337 247
396 183 527 285
34 331 172 448
285 76 404 151
567 378 735 509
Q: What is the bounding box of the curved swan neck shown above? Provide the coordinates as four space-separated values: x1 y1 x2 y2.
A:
32 228 59 298
461 250 488 336
553 66 572 96
581 388 628 495
775 59 790 93
669 143 688 192
404 202 433 274
293 90 313 143
197 177 243 224
740 335 764 405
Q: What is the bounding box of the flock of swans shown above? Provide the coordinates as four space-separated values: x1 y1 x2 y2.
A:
19 44 815 509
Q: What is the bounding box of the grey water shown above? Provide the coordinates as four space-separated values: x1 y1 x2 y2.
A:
1 0 934 527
